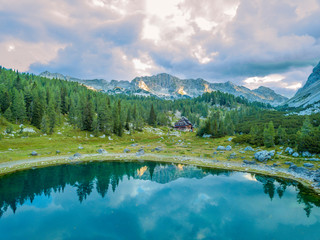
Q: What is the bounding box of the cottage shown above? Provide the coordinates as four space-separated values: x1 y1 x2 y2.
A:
174 116 193 131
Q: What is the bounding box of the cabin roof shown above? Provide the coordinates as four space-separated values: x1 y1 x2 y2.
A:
174 116 193 127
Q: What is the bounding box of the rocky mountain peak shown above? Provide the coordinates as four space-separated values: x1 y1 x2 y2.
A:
296 61 320 95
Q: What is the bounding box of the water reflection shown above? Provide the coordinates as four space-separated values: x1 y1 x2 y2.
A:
0 161 319 218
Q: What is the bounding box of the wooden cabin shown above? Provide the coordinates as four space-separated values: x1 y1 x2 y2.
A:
174 116 193 131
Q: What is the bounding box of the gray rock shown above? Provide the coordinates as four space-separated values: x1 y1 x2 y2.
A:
285 147 294 155
97 149 107 154
313 177 320 182
228 137 233 142
269 150 275 157
136 148 145 156
273 163 280 167
213 152 218 155
241 156 245 159
279 147 283 149
290 165 309 174
217 146 225 151
155 147 162 152
226 145 232 151
68 156 74 160
254 150 273 162
31 151 38 156
303 163 314 168
229 153 237 159
202 134 212 138
78 146 84 150
302 151 312 157
123 148 131 153
244 146 254 151
131 143 138 147
292 152 299 157
73 153 81 158
8 148 13 151
56 150 61 154
243 160 256 165
284 162 293 165
239 151 245 153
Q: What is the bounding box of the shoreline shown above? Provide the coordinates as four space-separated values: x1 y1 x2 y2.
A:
1 153 320 195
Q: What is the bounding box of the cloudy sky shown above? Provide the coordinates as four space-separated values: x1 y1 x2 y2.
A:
1 0 320 97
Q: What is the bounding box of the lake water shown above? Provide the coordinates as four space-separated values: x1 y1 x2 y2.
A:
0 161 320 240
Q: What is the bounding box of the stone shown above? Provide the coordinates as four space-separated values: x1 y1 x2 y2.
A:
213 152 218 155
78 146 84 150
99 134 106 138
124 148 131 153
285 147 294 155
217 146 225 151
131 143 138 147
97 149 107 154
273 163 280 167
226 145 232 151
302 151 312 157
56 150 61 154
292 152 299 157
31 151 38 156
313 177 320 182
244 146 254 151
90 134 94 138
243 160 256 165
230 153 237 159
279 147 283 149
284 162 293 165
136 148 145 156
303 163 314 168
155 147 162 152
202 134 212 138
73 153 81 158
254 150 274 162
239 151 245 153
8 148 13 151
228 137 233 142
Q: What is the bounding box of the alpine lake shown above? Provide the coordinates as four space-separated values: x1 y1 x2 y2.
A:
1 161 320 240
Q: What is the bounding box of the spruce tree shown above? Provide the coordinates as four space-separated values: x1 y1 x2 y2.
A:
277 126 287 145
48 99 56 134
148 104 157 126
263 121 275 147
82 97 94 131
40 115 48 134
11 90 26 124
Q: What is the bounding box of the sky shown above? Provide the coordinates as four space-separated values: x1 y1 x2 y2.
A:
1 0 320 97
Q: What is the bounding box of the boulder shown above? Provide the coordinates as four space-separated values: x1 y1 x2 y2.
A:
213 152 218 155
292 152 299 157
303 163 314 168
254 150 273 162
136 148 145 156
284 162 293 165
228 137 233 142
56 150 61 154
302 151 312 157
155 147 162 152
78 146 84 150
31 151 38 156
131 143 138 147
290 165 309 174
123 148 131 153
97 149 107 154
243 160 256 165
202 134 212 138
269 150 275 157
73 153 81 158
285 147 294 155
239 151 245 153
314 177 320 182
217 146 225 151
226 145 232 151
244 146 254 151
230 153 237 159
273 163 280 167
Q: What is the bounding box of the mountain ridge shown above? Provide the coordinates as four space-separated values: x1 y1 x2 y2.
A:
39 71 288 105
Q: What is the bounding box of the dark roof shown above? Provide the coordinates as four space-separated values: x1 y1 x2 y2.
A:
174 116 193 127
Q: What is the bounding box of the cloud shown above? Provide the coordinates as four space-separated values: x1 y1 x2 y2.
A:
0 0 320 96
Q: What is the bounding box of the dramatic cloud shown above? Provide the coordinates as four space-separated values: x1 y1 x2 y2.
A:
1 0 320 96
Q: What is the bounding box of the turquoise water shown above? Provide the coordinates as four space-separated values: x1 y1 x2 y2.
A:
0 161 320 240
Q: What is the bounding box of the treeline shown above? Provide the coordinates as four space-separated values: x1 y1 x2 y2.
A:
0 67 267 136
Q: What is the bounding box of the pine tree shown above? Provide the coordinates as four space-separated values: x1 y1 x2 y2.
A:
40 115 48 134
48 99 56 134
148 104 157 126
31 95 44 129
263 121 275 147
3 107 13 122
277 126 287 145
11 90 26 124
82 97 94 131
301 117 313 136
0 90 10 113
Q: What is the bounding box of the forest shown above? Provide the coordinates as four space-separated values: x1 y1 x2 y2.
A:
0 66 319 153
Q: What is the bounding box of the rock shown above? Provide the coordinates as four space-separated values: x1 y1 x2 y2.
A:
243 160 256 165
213 152 218 155
285 147 294 155
302 151 312 157
78 146 84 150
254 150 273 162
205 142 209 145
239 151 245 153
303 163 314 168
289 164 297 170
90 134 94 138
279 147 283 149
68 156 74 160
56 150 61 154
244 146 254 151
269 150 275 157
284 162 292 165
73 153 81 158
226 145 232 151
277 151 282 155
155 147 162 152
123 148 131 153
31 151 38 156
8 148 13 151
217 146 225 151
136 148 145 156
290 165 309 174
313 177 320 182
241 156 245 159
273 163 280 167
202 134 212 138
292 152 299 157
228 137 233 142
230 153 237 159
131 143 138 147
97 149 107 154
99 134 106 138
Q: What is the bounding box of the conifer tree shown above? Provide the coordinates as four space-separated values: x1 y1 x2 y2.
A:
263 121 275 147
40 115 48 134
48 99 56 134
11 90 26 124
82 97 94 131
301 117 313 136
277 126 287 145
148 104 157 127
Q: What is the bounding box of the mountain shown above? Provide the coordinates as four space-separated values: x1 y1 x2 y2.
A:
286 61 320 114
39 71 288 105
